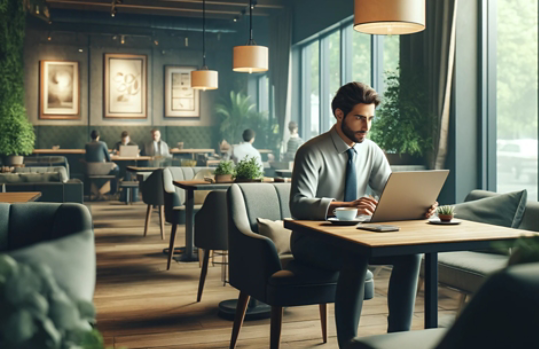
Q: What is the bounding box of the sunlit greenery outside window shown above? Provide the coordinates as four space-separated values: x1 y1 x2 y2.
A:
494 0 538 200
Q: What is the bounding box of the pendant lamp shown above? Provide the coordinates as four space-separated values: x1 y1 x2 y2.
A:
354 0 425 35
233 0 268 73
191 0 218 90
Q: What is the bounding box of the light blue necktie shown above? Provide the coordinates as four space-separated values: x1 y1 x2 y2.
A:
344 148 358 202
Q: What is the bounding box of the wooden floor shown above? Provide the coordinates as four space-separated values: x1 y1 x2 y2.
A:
91 202 460 349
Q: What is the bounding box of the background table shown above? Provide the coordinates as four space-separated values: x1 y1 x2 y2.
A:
170 149 215 159
275 169 292 178
0 192 42 203
284 219 537 347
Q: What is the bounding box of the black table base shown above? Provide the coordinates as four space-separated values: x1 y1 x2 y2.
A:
218 298 272 321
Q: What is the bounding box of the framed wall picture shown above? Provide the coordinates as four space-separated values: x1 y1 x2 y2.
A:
39 61 80 119
164 66 200 118
104 53 147 119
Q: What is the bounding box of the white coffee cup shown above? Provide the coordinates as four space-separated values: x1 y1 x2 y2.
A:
334 207 358 221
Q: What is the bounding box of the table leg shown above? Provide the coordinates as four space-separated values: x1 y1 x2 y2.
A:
424 252 438 328
179 189 197 261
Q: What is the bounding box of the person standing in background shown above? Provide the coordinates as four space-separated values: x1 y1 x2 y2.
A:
284 121 304 162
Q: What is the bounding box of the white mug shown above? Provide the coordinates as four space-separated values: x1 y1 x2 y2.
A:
334 207 358 221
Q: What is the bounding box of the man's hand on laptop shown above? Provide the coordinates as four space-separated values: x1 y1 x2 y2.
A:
329 196 378 216
425 202 439 219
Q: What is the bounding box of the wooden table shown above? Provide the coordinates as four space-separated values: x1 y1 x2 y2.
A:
0 192 42 203
111 155 152 161
173 179 282 261
284 219 537 347
33 149 85 155
275 169 292 178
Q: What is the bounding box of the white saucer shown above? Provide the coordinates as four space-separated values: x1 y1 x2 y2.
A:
328 218 362 226
428 218 462 225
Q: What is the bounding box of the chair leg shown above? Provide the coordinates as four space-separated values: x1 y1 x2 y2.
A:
143 205 152 237
230 291 250 349
166 223 178 270
270 306 284 349
158 205 166 240
319 303 328 343
197 249 211 302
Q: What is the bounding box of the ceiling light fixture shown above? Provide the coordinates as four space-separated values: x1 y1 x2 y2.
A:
120 35 125 44
354 0 425 35
191 0 218 91
233 0 268 74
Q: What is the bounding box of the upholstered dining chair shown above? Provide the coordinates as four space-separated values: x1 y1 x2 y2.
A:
162 166 213 270
346 262 539 349
227 183 375 349
194 189 228 302
139 170 165 240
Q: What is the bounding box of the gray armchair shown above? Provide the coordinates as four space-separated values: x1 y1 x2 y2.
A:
0 203 95 302
227 183 374 349
195 190 228 302
347 262 539 349
161 166 212 269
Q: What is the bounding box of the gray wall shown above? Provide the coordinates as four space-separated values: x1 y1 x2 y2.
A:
292 0 352 44
24 28 239 127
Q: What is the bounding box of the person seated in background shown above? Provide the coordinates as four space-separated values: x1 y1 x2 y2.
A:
284 121 304 162
143 129 172 158
114 131 137 153
231 129 263 171
85 130 119 195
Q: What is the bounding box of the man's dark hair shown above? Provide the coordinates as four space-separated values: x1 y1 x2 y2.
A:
331 82 381 118
121 131 129 138
242 129 255 142
91 130 99 140
288 121 298 132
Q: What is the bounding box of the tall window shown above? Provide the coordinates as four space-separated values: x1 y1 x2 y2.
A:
494 0 538 200
306 41 320 138
297 20 397 141
352 32 371 85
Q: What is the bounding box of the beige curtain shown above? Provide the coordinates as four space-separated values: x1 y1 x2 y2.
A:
400 0 458 169
269 3 293 151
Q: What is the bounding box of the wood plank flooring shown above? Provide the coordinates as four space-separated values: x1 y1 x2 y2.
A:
91 202 460 349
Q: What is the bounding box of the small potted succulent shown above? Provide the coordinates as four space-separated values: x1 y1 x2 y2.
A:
213 160 234 183
234 156 263 182
437 205 455 222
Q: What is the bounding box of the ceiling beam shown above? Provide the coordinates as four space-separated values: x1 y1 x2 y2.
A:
47 0 274 16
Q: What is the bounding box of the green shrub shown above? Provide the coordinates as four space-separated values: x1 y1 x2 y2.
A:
234 156 263 181
214 160 234 175
0 106 35 156
0 255 106 349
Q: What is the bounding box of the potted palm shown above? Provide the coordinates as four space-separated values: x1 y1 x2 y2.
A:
216 91 256 144
0 108 35 166
214 160 234 183
234 156 263 182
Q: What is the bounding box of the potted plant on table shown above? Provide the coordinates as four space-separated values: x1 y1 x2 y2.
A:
0 107 35 166
214 160 234 183
437 205 455 222
234 156 263 182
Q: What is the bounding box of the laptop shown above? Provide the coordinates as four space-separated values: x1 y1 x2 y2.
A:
361 170 449 223
119 145 139 157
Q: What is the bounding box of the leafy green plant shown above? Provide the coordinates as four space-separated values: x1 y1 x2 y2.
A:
0 0 35 157
0 254 109 349
437 205 455 216
370 68 436 158
248 111 280 157
234 156 263 181
216 91 256 145
214 160 234 175
0 108 35 156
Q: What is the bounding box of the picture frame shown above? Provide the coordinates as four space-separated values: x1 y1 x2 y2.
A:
164 65 200 118
39 61 80 120
104 53 147 119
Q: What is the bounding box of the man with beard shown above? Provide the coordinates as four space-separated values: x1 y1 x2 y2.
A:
289 82 437 348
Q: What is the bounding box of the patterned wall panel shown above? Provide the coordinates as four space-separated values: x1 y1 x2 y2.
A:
165 126 219 150
35 126 88 149
35 126 217 151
